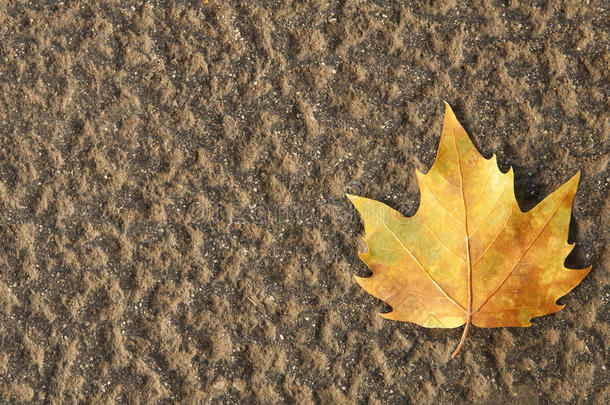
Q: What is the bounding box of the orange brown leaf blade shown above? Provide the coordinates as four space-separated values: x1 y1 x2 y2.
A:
347 102 591 358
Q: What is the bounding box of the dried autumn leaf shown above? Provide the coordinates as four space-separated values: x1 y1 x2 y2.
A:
347 102 591 358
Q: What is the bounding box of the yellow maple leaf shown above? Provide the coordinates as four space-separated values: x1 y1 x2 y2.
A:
347 102 591 358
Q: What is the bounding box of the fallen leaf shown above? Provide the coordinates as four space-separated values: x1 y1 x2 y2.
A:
347 102 591 358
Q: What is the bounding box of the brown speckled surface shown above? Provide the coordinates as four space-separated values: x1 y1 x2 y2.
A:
0 0 608 403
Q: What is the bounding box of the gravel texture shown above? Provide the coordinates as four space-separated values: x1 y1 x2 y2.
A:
0 0 608 403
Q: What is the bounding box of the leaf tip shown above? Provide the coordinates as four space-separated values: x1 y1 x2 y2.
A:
357 250 370 262
380 312 392 320
558 170 582 200
353 274 370 288
346 193 359 203
562 170 581 191
570 170 582 186
443 100 455 116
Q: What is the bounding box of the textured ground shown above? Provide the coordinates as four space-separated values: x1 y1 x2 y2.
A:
0 0 608 403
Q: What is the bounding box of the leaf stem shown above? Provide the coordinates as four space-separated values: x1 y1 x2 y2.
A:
451 122 473 359
451 314 471 358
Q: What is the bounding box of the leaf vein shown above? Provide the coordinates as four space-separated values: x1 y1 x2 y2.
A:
466 164 492 210
469 189 505 237
471 208 513 265
425 187 465 225
474 191 570 313
421 221 467 264
375 213 467 313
